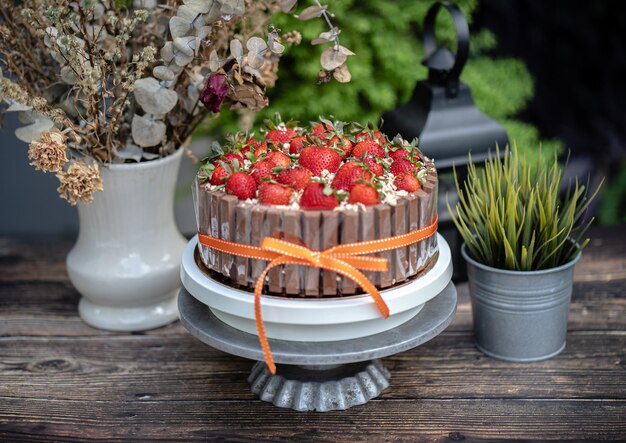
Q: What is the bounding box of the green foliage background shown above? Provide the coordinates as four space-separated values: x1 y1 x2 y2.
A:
598 161 626 224
205 0 560 163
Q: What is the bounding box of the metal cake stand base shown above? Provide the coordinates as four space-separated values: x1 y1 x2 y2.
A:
247 359 391 412
178 282 457 412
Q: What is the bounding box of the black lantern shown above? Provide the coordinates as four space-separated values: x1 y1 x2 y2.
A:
381 1 509 280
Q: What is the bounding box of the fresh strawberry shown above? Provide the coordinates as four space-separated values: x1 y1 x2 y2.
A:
241 139 268 160
388 145 421 162
245 139 268 159
209 164 230 185
256 141 268 159
213 152 243 166
250 160 274 185
300 182 339 210
352 140 384 159
288 136 308 154
246 137 260 148
331 161 371 192
348 182 380 206
224 152 244 163
327 135 353 158
390 158 416 176
225 172 257 200
266 151 291 169
277 167 313 191
394 172 421 192
311 122 332 137
389 147 410 161
362 155 384 176
240 138 256 157
356 130 386 144
298 146 342 176
266 128 297 147
258 182 293 205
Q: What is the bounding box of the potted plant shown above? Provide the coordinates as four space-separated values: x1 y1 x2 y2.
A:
0 0 351 331
448 147 602 361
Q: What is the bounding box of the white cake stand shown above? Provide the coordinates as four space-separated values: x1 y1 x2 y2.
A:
178 234 457 412
181 234 453 342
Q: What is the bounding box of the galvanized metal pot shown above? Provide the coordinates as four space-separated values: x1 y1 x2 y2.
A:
461 243 581 361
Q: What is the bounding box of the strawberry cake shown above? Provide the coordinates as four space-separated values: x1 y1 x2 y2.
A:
193 116 438 297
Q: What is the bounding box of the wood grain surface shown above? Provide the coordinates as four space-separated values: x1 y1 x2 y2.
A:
0 225 625 441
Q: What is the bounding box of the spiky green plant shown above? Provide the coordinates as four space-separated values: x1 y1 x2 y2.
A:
448 147 602 271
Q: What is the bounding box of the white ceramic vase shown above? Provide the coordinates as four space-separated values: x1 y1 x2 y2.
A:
67 148 187 331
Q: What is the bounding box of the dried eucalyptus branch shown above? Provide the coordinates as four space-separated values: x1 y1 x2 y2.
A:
297 0 353 83
0 0 352 205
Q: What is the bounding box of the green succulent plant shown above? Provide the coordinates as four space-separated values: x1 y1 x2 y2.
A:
448 147 602 271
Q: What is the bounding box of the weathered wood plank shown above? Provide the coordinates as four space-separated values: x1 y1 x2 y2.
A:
2 278 624 337
0 227 624 442
574 226 626 282
0 239 70 283
0 331 623 402
0 398 624 442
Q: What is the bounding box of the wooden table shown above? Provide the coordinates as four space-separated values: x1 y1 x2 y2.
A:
1 226 625 442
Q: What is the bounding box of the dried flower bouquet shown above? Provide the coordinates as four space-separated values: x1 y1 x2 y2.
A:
0 0 352 204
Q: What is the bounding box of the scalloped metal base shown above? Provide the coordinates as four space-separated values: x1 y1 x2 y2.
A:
248 360 391 412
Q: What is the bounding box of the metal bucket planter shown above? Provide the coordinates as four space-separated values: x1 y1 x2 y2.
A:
461 243 581 361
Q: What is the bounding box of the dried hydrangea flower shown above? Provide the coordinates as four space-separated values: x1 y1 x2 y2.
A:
261 58 279 87
282 31 302 45
28 131 68 172
56 161 104 205
200 73 229 113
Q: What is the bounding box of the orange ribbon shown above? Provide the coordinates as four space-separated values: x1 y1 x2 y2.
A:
198 215 438 374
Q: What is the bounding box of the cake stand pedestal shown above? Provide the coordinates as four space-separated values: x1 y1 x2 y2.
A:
178 281 456 412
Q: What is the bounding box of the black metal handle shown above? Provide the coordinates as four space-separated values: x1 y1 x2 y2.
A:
423 1 470 95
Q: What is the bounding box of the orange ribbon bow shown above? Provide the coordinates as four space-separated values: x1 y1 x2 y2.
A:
198 215 438 374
